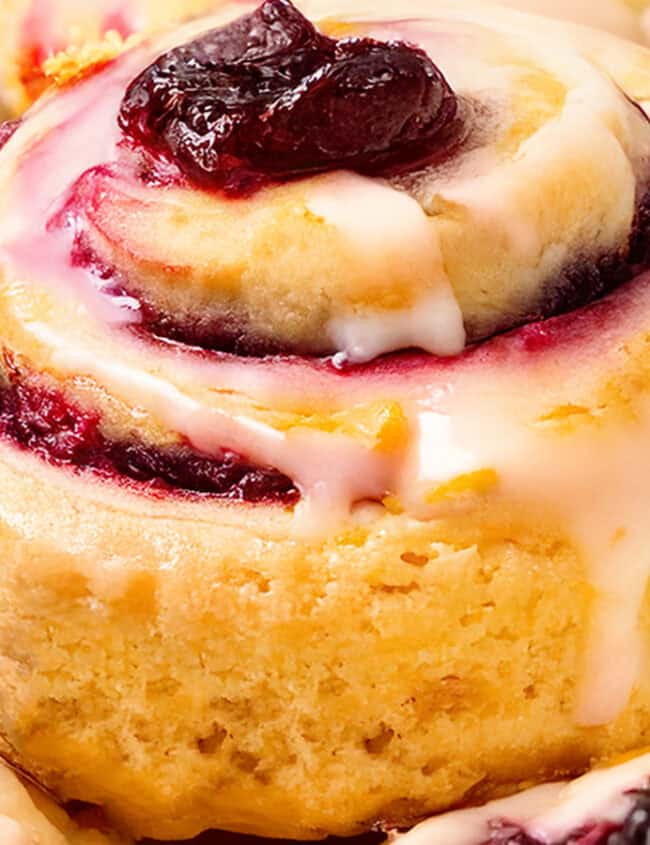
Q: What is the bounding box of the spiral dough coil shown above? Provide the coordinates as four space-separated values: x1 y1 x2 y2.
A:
2 0 650 841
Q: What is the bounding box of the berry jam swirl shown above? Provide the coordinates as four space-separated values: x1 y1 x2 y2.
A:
118 0 461 195
0 360 298 505
2 0 650 523
28 0 650 363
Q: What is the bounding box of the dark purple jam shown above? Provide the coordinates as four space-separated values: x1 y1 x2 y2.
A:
0 364 298 505
118 0 459 195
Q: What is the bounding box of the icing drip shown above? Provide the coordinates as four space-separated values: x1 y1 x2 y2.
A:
404 364 650 725
25 320 394 524
308 172 465 363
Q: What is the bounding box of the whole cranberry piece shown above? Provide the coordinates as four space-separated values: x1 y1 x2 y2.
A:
118 0 459 194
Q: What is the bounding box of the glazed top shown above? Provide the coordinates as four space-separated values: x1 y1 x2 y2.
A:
3 0 650 363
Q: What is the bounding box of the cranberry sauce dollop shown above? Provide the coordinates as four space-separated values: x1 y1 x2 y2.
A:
118 0 459 194
0 364 298 504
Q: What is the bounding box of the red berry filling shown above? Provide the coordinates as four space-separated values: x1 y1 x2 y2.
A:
0 362 298 504
118 0 460 195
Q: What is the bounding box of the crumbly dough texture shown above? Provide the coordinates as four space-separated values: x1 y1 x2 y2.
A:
3 0 650 842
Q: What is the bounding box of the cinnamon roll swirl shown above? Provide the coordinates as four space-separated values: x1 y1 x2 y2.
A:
2 0 650 840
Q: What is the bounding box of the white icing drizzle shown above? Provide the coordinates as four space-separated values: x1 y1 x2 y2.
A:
307 172 465 362
24 286 650 725
26 320 396 526
0 22 464 365
329 287 465 366
404 360 650 725
394 751 650 845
